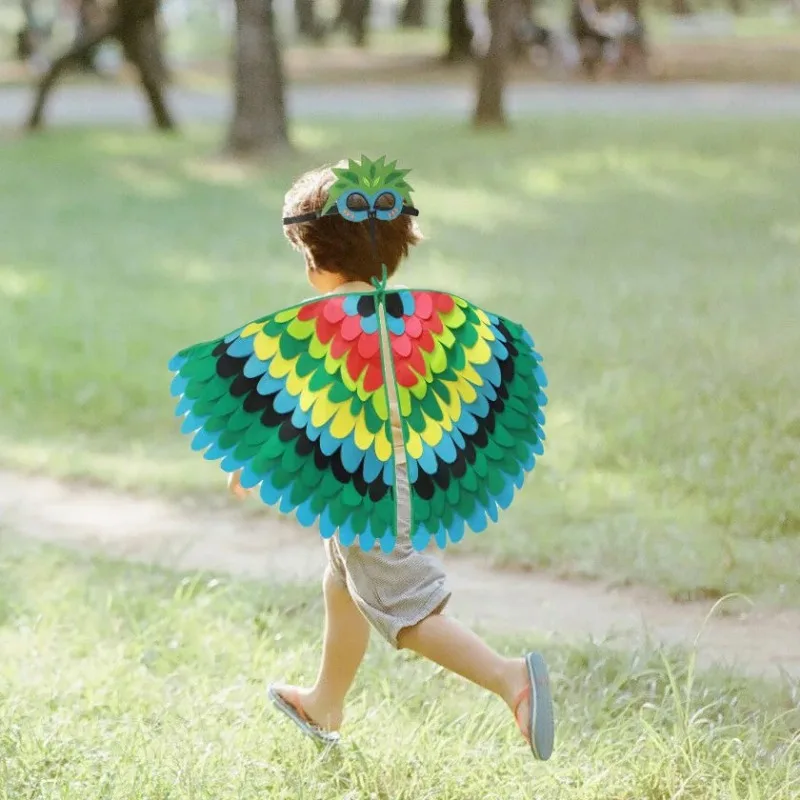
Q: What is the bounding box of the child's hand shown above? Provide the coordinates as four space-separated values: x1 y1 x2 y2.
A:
227 470 251 500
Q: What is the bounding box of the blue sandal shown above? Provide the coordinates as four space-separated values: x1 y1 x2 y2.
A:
267 684 341 747
512 652 554 760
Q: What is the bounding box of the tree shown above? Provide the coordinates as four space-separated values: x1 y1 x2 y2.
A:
26 0 174 131
398 0 425 28
330 0 371 47
445 0 472 61
226 0 290 158
473 0 514 127
295 0 326 41
671 0 693 15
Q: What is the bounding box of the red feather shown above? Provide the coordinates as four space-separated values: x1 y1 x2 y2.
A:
346 346 367 382
298 299 326 321
341 315 363 342
357 331 380 359
322 297 347 323
404 316 423 338
415 292 433 319
392 333 412 358
364 363 384 392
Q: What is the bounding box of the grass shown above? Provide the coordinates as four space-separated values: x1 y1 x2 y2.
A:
0 535 797 799
1 117 799 603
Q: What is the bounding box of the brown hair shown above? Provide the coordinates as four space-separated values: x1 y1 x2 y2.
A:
282 162 423 283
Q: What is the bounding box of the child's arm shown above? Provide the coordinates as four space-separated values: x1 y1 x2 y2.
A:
228 470 251 499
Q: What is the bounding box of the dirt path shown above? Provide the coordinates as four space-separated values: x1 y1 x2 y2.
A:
1 469 798 680
2 82 800 130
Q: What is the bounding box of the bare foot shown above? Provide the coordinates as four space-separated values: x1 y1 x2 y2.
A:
502 658 532 742
271 684 343 733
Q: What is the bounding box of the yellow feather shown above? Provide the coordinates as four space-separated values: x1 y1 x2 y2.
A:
287 317 315 340
354 415 374 450
253 331 279 361
375 428 392 462
241 321 264 339
330 404 356 439
275 308 300 324
311 395 338 427
268 351 295 379
372 388 389 420
397 386 412 416
285 366 309 397
405 428 423 460
464 336 492 366
421 418 443 447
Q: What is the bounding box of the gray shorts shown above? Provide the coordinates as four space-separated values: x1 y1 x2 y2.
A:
324 463 451 648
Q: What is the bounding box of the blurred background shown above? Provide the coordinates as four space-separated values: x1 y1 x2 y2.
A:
1 0 799 603
1 2 800 796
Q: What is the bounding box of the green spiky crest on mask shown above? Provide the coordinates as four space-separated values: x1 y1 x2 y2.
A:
322 155 414 215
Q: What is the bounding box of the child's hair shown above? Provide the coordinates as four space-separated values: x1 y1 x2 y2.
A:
282 162 423 283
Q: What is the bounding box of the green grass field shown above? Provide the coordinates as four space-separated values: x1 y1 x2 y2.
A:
1 117 799 604
0 535 797 799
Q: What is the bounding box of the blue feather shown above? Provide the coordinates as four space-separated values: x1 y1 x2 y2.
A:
319 507 337 539
340 436 365 473
456 410 478 436
362 449 383 483
295 498 317 528
494 480 515 510
382 458 395 487
418 444 437 475
411 525 430 551
180 412 203 435
170 374 189 398
359 531 376 552
240 464 262 489
273 388 297 414
433 432 457 464
257 372 283 395
434 522 447 549
190 429 214 452
221 454 247 473
291 404 310 430
320 427 341 456
243 353 269 379
167 353 186 372
174 395 194 417
466 504 488 533
448 516 465 544
227 337 255 359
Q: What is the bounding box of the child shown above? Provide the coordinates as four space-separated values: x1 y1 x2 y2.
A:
226 161 555 760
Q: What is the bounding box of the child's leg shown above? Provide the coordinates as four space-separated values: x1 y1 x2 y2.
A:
272 566 369 731
397 613 530 729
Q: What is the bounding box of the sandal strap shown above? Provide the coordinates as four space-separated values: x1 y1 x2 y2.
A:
512 686 532 743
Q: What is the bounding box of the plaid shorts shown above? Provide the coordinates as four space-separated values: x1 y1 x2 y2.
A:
324 463 451 648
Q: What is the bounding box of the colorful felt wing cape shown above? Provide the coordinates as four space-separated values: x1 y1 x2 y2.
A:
168 288 547 553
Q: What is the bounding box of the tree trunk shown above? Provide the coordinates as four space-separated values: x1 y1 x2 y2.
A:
227 0 290 158
671 0 693 15
445 0 472 61
120 10 174 128
27 15 119 129
331 0 371 46
75 0 101 72
473 0 513 127
296 0 325 40
728 0 744 14
398 0 424 27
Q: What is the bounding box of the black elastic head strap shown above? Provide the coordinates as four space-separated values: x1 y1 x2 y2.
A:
282 205 419 226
